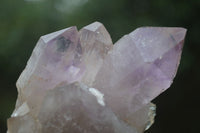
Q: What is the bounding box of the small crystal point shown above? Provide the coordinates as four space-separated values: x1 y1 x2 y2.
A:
7 114 41 133
7 23 186 133
80 22 113 86
127 103 156 132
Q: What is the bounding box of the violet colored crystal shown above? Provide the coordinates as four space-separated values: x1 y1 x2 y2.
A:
7 22 186 133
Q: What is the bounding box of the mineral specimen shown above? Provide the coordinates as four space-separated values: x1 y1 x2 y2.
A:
7 22 186 133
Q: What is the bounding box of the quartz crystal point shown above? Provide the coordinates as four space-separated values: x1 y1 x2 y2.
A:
79 22 113 86
93 27 186 125
15 26 84 115
7 22 186 133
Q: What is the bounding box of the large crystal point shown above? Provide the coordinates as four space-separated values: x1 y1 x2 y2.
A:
93 27 186 124
7 22 186 133
15 26 84 115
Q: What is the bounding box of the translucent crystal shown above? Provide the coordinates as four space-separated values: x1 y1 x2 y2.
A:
7 22 186 133
15 26 84 115
93 27 186 124
80 22 113 86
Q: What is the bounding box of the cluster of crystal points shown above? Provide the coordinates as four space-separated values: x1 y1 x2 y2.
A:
7 22 186 133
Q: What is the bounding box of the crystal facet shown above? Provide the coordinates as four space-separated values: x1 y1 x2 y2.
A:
7 22 186 133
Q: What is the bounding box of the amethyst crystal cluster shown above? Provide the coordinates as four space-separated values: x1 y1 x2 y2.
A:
7 22 186 133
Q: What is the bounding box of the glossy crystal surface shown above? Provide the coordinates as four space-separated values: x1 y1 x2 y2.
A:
7 22 186 133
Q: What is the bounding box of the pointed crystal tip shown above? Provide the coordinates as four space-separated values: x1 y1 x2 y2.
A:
82 21 103 32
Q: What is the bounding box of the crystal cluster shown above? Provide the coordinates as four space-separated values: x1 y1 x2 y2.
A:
7 22 186 133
